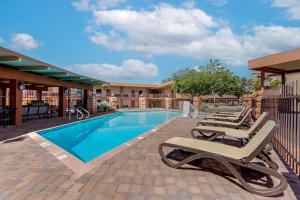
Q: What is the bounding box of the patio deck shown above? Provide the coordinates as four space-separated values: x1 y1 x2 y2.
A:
0 116 299 200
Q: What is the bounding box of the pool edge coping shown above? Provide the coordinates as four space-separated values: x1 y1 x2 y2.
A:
27 112 182 176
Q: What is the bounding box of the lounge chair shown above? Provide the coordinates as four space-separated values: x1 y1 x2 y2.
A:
197 108 253 128
158 120 287 196
27 106 39 119
38 106 49 118
22 106 29 120
216 106 250 115
204 106 250 122
191 112 269 141
213 106 248 117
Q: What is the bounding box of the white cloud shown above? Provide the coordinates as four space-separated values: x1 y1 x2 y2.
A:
72 0 126 11
272 0 300 20
181 0 197 9
72 59 159 80
75 3 300 66
205 0 228 6
10 33 39 51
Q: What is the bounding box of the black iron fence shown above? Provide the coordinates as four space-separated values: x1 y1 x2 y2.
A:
261 80 300 177
0 96 14 127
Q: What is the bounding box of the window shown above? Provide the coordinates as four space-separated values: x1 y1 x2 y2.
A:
106 89 112 96
96 89 102 94
138 90 144 96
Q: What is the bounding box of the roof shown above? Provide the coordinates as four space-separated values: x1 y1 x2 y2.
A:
0 46 106 86
109 81 173 89
248 48 300 74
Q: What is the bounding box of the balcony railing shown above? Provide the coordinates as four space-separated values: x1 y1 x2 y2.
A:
94 93 176 98
147 94 176 98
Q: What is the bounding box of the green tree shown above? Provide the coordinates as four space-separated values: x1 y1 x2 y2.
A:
172 69 211 98
269 78 281 89
232 77 252 99
198 60 237 96
252 80 261 91
170 60 250 98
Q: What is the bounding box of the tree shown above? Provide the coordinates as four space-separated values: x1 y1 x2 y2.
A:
269 78 281 89
170 60 251 98
232 77 252 99
172 69 212 98
252 80 261 91
198 60 237 96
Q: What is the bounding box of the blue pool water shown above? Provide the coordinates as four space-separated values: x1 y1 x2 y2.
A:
38 110 181 163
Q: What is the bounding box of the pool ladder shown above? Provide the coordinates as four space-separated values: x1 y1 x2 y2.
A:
73 106 90 120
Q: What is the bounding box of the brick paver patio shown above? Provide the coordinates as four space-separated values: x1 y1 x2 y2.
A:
0 116 299 200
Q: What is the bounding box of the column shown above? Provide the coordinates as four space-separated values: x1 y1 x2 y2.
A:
59 86 68 117
139 97 147 110
0 87 4 108
260 71 265 90
9 79 22 125
165 98 172 109
83 90 88 109
36 89 43 101
87 90 97 114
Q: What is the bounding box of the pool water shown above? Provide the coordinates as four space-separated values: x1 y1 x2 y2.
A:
38 110 181 163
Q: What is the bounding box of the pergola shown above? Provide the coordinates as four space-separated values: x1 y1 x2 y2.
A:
0 47 106 125
248 48 300 88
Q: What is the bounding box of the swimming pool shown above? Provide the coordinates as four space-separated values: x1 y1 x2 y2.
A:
38 110 181 163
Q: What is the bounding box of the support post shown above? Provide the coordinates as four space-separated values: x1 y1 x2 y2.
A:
139 97 147 110
9 80 22 125
260 70 265 90
83 90 88 109
281 73 286 85
59 86 68 117
87 90 97 114
165 98 172 109
36 89 43 101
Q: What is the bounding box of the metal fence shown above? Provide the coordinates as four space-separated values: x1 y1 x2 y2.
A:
201 99 243 113
261 80 300 177
0 96 14 127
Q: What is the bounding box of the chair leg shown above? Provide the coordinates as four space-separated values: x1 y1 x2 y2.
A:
158 143 287 197
191 129 222 141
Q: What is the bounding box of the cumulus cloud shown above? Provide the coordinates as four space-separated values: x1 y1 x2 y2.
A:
10 33 39 51
181 0 197 9
72 59 158 80
84 3 300 66
272 0 300 20
205 0 228 6
72 0 126 11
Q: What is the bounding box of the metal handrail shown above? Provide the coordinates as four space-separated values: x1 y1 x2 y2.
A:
77 106 90 119
73 106 84 120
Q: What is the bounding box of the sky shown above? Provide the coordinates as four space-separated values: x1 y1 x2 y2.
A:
0 0 300 83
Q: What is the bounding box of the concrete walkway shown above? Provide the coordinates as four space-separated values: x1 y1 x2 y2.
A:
0 116 299 200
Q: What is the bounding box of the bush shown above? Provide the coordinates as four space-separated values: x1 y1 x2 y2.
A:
97 102 111 112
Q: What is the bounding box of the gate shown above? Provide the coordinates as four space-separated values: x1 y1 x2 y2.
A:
261 80 300 177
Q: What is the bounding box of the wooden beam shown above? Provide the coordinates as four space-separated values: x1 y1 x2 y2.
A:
281 73 286 85
16 66 49 71
286 68 300 74
261 71 265 90
0 55 20 62
260 67 286 74
0 65 92 90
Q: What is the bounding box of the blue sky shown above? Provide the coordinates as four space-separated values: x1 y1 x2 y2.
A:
1 0 300 83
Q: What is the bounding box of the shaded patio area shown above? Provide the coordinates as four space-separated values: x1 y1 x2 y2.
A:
0 116 299 200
